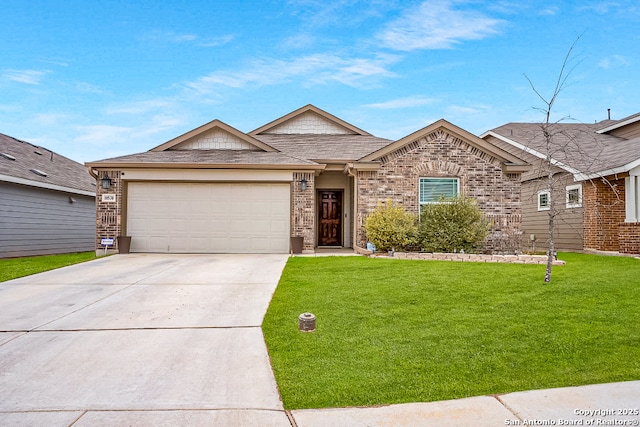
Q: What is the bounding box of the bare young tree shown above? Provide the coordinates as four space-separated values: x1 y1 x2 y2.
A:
523 37 622 282
525 38 581 283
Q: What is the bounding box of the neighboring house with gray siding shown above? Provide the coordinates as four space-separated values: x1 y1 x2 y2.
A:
482 112 640 255
0 133 96 258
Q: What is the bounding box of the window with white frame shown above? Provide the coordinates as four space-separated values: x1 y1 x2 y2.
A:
566 184 582 208
419 177 459 208
537 190 551 211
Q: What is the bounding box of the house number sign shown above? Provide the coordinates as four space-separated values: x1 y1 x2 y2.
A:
102 194 116 202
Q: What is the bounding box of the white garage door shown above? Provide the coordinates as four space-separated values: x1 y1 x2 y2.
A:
127 182 290 253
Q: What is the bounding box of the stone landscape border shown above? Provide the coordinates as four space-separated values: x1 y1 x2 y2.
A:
369 251 566 265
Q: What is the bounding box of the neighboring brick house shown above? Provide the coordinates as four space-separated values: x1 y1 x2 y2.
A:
0 133 96 258
85 105 528 255
482 112 640 255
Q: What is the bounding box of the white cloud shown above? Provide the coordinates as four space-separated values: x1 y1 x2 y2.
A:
331 55 398 86
486 1 525 15
376 0 503 51
145 30 234 47
199 34 235 47
182 53 400 95
598 55 630 69
2 69 50 85
74 125 134 145
175 34 198 42
104 99 176 115
33 113 69 126
75 82 109 94
137 115 184 137
577 2 622 14
280 33 317 50
364 96 436 109
445 104 490 115
36 58 69 67
538 6 559 15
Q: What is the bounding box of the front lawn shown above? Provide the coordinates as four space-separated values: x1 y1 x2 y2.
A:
0 252 96 282
262 253 640 409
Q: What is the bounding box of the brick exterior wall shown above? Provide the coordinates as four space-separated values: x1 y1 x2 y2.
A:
583 177 626 252
355 129 522 251
95 170 317 254
619 223 640 254
95 170 123 253
292 172 315 252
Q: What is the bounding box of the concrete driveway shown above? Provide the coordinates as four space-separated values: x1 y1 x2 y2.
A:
0 254 291 426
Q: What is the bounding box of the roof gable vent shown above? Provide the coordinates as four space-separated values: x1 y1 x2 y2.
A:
1 152 16 160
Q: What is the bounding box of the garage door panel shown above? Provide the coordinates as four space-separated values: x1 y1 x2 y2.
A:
127 182 290 253
188 237 210 252
146 201 169 218
211 237 230 249
190 218 210 232
229 219 248 233
250 237 269 252
147 218 169 234
229 238 249 252
166 219 188 234
168 237 190 252
133 236 169 252
248 219 269 235
190 199 211 212
270 219 288 234
209 220 230 235
270 241 288 253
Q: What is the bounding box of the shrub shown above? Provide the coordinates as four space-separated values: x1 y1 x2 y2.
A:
364 199 417 251
418 196 490 253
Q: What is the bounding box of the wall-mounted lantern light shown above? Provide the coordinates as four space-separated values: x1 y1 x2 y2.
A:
299 177 308 191
101 174 112 190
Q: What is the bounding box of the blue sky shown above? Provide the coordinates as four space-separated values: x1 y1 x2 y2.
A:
1 0 638 163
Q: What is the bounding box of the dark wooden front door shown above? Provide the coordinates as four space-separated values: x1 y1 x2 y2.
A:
318 190 342 246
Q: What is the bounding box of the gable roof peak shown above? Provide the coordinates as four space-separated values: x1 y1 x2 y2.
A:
249 104 372 136
150 119 278 153
359 118 528 171
596 111 640 134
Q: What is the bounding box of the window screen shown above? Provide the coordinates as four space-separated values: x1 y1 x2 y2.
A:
538 191 550 211
419 178 459 204
566 184 582 208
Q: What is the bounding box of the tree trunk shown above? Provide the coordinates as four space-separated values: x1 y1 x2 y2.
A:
545 210 554 282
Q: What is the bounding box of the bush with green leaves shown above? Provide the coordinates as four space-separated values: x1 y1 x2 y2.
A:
364 199 417 251
418 196 490 253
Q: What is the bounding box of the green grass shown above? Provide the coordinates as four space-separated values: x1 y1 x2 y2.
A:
263 253 640 409
0 252 97 282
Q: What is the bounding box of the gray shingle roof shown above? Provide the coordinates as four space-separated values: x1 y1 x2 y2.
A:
488 121 640 175
253 134 393 161
0 133 96 193
90 149 320 167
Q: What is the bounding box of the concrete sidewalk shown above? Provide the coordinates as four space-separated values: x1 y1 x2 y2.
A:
291 380 640 427
0 379 637 426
